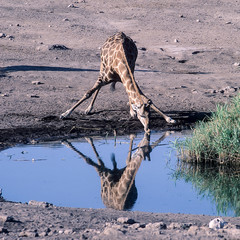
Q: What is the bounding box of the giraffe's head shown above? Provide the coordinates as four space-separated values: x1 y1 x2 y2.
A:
136 102 151 133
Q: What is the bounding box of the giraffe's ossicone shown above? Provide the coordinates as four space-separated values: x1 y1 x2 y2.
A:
60 32 176 132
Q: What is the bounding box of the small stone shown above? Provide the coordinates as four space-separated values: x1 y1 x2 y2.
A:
7 35 14 40
174 39 179 43
63 18 70 21
117 217 136 224
192 89 198 93
48 44 70 50
32 81 44 85
28 200 53 208
225 21 232 24
0 228 9 234
139 47 147 51
30 95 40 98
19 230 38 237
102 227 124 237
188 225 199 235
1 93 9 97
64 229 74 234
0 215 14 223
208 89 217 94
0 33 6 38
146 222 167 230
209 218 225 230
179 14 184 18
233 62 240 67
68 3 77 8
196 19 200 22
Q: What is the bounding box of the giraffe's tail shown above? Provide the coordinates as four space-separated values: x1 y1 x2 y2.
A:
110 82 116 91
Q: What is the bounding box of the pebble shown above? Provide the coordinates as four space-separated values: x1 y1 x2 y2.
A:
146 222 167 230
28 200 53 208
0 33 6 38
19 230 38 237
174 39 179 43
68 3 77 8
64 228 74 234
209 217 225 230
0 228 9 234
63 18 70 21
32 81 44 85
191 89 198 94
117 217 136 224
7 35 14 40
233 62 240 67
48 44 70 50
0 215 14 223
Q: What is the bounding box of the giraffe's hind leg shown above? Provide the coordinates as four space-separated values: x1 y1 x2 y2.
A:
60 77 104 119
84 88 100 115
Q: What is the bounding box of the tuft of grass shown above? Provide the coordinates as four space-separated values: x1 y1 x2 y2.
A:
176 94 240 165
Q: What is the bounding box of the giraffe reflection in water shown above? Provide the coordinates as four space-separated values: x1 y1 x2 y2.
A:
63 131 171 210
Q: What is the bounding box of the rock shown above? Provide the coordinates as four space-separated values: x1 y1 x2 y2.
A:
32 81 44 85
174 39 179 43
7 35 14 40
0 215 15 223
48 44 70 50
19 230 38 237
233 62 240 67
30 95 40 98
188 225 200 235
139 47 147 51
146 222 167 230
0 228 9 234
192 89 198 94
102 227 125 237
28 200 53 208
68 3 77 8
117 217 136 224
168 222 192 230
64 228 74 234
209 217 225 230
0 33 6 38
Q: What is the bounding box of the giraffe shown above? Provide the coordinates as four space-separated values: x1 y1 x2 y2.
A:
62 131 171 210
60 32 176 132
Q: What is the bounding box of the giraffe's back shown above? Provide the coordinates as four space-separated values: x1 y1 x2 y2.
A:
100 32 138 81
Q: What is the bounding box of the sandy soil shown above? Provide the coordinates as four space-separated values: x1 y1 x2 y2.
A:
0 0 240 239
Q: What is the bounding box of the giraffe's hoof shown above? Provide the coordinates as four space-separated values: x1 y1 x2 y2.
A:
166 117 176 124
60 110 71 119
85 107 92 115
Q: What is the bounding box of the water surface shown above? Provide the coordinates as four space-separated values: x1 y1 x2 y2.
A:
0 131 238 216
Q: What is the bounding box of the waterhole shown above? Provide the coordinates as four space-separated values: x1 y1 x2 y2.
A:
0 131 239 216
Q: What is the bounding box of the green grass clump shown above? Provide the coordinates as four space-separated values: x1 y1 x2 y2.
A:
177 94 240 164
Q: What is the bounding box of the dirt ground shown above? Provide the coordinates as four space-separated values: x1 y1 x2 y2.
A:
0 0 240 239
